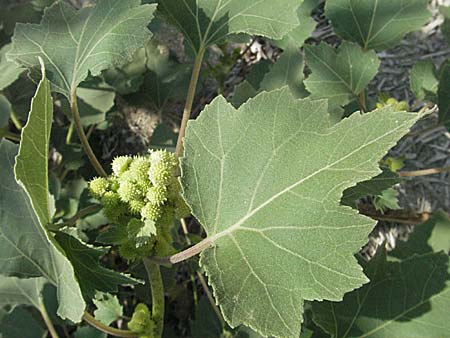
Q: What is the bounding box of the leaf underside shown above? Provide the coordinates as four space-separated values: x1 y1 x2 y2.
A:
158 0 302 52
325 0 431 50
7 0 156 98
0 140 85 322
313 251 450 338
181 88 421 337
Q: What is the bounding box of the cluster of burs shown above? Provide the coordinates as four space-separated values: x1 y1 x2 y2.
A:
89 150 190 259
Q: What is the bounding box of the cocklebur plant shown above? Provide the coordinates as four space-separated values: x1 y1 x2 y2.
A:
0 0 449 338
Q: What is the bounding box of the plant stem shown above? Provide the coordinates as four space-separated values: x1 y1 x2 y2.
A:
175 47 206 156
70 90 107 177
148 236 214 265
2 131 20 142
10 110 22 130
66 121 74 144
143 258 165 338
49 204 102 230
83 311 138 338
358 90 367 113
398 165 450 177
38 298 60 338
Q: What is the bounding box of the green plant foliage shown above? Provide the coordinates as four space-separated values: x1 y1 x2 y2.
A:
410 60 438 101
93 292 124 326
0 140 84 322
438 61 450 129
304 42 380 116
325 0 431 50
0 276 47 310
341 170 400 209
0 44 24 91
158 0 302 52
7 0 157 98
55 231 138 299
0 94 11 129
14 60 53 226
441 6 450 45
181 88 422 337
0 307 45 338
312 250 450 338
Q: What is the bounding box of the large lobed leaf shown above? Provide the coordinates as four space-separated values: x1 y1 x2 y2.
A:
0 140 84 321
14 60 53 226
0 276 47 310
312 251 450 338
158 0 302 52
325 0 431 50
0 44 24 91
181 88 422 337
7 0 156 98
304 42 380 110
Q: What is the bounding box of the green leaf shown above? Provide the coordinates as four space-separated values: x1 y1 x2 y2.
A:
274 0 317 49
438 61 450 130
0 140 85 321
231 49 306 108
74 326 107 338
14 60 53 226
181 88 422 337
0 44 24 91
341 170 400 208
93 292 123 326
440 6 450 45
325 0 431 50
0 276 47 310
410 60 438 101
77 87 115 114
373 187 400 213
0 307 45 338
55 231 139 300
305 42 380 110
391 210 450 259
7 0 156 98
312 251 450 338
259 49 307 99
158 0 302 52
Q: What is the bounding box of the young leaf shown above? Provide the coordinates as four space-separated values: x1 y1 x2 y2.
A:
0 276 47 310
181 88 422 337
325 0 431 50
305 42 380 110
410 60 438 101
14 59 53 226
312 251 450 338
341 170 400 209
0 140 85 322
55 232 139 299
0 44 24 91
7 0 156 98
158 0 302 52
93 292 123 326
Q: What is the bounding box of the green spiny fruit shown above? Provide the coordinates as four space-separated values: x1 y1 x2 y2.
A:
89 177 110 199
111 155 132 176
146 185 168 205
128 304 154 336
129 199 146 214
141 202 162 222
118 179 145 203
129 156 151 182
148 150 177 187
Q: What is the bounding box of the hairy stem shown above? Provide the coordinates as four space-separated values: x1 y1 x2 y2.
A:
175 47 206 156
83 311 138 338
2 131 20 142
143 258 165 338
39 298 60 338
70 90 107 177
66 121 74 144
399 165 450 177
